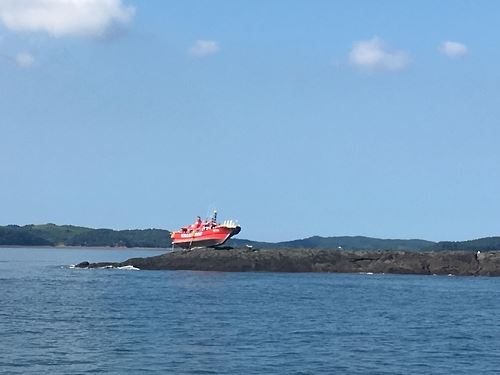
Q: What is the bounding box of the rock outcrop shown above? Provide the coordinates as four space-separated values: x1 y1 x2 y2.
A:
74 248 500 276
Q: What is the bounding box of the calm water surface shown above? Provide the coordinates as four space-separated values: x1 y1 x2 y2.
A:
1 247 499 374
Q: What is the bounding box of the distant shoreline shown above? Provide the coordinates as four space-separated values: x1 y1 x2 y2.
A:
0 224 171 249
2 223 500 252
0 245 169 250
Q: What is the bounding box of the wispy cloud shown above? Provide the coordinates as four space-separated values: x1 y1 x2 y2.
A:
439 41 468 58
0 0 135 38
0 51 35 68
15 52 34 68
349 37 410 71
188 40 220 58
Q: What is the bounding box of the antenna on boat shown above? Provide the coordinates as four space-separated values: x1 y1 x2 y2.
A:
205 204 216 221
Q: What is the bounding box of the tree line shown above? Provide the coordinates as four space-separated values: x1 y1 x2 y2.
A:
0 224 171 248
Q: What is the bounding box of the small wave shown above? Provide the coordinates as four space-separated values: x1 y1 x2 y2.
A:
68 264 139 270
117 265 140 271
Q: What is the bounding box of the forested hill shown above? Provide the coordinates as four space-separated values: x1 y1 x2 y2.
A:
1 224 500 251
227 236 434 251
0 224 171 248
429 237 500 252
229 235 500 252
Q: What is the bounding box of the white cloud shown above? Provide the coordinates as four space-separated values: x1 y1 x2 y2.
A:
15 52 34 67
440 41 468 58
349 37 410 71
0 0 135 38
189 40 219 58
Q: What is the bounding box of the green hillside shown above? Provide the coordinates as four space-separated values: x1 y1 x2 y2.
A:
229 235 500 252
228 236 435 251
0 224 171 248
0 226 53 246
431 237 500 252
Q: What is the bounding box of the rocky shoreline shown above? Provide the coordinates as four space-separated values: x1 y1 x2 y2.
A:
75 247 500 276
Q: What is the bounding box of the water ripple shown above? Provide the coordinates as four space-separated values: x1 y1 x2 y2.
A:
1 248 500 374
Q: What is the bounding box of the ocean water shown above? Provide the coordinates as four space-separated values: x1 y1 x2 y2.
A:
1 247 499 374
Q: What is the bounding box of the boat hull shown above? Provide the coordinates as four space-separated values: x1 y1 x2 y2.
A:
171 226 241 249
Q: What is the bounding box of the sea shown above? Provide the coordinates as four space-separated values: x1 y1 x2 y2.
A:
1 247 499 374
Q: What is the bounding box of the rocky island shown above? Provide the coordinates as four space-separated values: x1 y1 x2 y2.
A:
75 247 500 276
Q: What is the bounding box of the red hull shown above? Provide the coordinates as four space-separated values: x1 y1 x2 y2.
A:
171 225 241 249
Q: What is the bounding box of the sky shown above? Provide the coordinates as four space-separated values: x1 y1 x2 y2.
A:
1 0 500 242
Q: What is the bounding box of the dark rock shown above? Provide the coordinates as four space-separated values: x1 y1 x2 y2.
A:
74 261 119 269
75 261 90 268
76 248 500 276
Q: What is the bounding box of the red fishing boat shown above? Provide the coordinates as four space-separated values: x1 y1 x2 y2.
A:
170 211 241 249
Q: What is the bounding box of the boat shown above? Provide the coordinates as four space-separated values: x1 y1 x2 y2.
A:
170 211 241 249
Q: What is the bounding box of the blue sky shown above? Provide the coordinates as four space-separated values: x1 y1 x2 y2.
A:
1 0 499 242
